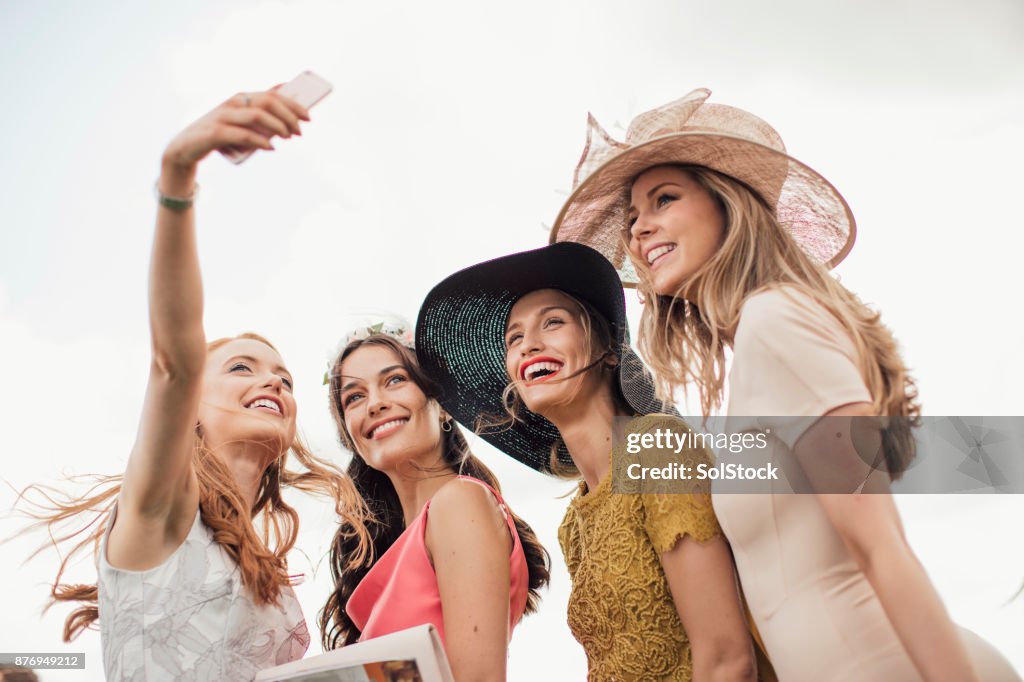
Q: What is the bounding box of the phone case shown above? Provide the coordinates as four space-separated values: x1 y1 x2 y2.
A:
276 70 333 109
221 70 333 164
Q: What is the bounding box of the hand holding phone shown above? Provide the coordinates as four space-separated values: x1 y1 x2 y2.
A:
220 70 333 165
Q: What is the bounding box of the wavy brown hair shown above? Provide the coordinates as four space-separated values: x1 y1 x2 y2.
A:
633 166 920 477
319 334 551 650
17 333 370 642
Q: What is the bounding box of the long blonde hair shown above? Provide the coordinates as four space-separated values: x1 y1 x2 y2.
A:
635 166 920 476
18 333 369 642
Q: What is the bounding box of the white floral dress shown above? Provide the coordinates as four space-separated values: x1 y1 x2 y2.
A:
98 505 309 681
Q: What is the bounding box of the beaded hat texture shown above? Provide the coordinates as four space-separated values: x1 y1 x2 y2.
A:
550 88 856 286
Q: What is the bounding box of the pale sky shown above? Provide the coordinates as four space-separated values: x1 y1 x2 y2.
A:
1 0 1022 678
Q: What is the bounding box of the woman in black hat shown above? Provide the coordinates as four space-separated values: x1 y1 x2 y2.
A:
416 242 774 682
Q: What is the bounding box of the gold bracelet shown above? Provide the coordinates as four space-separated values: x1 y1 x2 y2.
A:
154 181 199 211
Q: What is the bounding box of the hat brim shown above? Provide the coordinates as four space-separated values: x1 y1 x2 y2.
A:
550 132 856 286
416 242 671 474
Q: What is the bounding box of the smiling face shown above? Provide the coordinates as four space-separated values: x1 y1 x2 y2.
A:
336 344 445 474
198 337 297 459
626 165 727 297
504 289 614 418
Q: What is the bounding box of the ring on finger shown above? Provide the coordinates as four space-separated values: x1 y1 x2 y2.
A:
242 93 252 107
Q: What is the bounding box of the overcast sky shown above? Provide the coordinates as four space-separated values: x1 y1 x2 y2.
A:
2 0 1022 678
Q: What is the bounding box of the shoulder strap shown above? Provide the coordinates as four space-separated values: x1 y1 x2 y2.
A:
454 475 511 524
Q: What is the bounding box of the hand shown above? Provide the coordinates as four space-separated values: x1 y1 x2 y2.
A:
161 89 312 178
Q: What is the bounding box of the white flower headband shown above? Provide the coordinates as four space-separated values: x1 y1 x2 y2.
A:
323 319 416 385
345 321 415 348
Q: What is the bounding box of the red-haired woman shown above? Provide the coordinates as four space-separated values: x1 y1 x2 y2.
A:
25 88 367 680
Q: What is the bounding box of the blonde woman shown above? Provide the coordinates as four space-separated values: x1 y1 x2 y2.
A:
22 87 367 680
548 89 1018 680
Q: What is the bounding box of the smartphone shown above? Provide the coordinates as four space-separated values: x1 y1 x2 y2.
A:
221 70 333 164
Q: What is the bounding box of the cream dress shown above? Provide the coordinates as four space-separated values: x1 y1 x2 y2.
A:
98 505 309 681
712 287 1018 681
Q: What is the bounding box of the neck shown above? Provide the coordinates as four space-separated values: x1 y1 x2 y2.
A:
385 446 458 526
215 440 279 511
545 384 625 491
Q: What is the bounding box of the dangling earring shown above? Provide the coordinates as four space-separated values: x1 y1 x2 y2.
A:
441 418 453 432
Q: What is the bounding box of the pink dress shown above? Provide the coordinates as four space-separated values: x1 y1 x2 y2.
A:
346 476 530 646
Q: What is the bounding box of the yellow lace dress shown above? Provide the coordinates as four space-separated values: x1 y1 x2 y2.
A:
558 421 775 681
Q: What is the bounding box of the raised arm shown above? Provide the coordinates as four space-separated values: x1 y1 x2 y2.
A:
426 480 514 682
798 403 978 682
107 91 308 570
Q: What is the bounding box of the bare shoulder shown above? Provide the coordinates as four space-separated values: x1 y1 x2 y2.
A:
430 477 506 522
427 478 510 553
106 490 199 571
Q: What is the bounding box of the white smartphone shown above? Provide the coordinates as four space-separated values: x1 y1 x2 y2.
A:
221 70 333 164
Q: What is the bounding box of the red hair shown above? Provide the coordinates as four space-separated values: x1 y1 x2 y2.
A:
19 333 370 641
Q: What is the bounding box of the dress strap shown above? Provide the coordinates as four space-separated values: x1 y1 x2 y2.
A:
454 475 510 523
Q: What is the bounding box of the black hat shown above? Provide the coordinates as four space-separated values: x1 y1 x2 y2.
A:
415 242 673 474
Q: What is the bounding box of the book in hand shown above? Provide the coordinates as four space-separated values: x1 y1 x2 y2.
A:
254 624 454 682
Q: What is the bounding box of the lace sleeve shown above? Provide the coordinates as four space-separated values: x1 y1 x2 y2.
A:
639 420 722 555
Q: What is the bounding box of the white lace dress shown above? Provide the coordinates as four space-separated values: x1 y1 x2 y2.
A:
98 506 309 681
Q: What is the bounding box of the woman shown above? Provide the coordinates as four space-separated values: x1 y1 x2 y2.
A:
22 87 368 680
415 242 775 681
548 88 1018 680
318 324 550 682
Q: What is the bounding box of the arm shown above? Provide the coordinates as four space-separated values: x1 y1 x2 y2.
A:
799 403 978 682
107 91 308 570
637 414 756 681
426 480 514 682
661 537 757 682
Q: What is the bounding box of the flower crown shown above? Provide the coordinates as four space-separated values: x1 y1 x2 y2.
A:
345 321 415 348
323 320 415 385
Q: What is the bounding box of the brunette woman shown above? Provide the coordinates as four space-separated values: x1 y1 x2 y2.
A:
319 324 550 682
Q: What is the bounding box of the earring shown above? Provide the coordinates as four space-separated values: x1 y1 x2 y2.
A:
441 419 453 432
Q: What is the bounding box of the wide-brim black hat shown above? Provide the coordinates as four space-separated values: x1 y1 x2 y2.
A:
415 242 673 474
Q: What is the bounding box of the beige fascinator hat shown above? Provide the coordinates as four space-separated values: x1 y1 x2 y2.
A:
549 88 856 286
